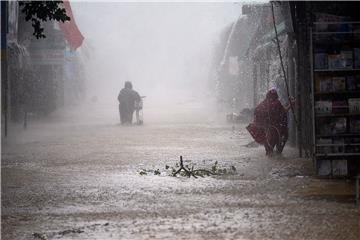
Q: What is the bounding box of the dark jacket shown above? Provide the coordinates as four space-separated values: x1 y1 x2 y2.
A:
118 88 141 124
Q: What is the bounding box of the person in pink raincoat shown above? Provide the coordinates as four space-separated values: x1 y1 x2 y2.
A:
247 88 295 156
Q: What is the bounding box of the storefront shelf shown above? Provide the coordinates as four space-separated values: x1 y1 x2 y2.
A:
316 133 360 138
316 153 360 157
316 113 360 117
315 91 360 95
316 143 360 146
314 68 360 72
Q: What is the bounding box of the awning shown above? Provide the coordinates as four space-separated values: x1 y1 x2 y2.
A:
7 41 29 67
59 0 84 50
261 21 286 43
246 21 287 58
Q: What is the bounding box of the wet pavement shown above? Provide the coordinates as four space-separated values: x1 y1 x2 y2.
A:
2 102 360 239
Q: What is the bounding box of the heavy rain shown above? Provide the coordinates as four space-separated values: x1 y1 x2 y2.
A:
1 1 360 240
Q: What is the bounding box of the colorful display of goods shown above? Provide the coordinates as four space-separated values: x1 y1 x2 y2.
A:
315 101 332 114
348 98 360 113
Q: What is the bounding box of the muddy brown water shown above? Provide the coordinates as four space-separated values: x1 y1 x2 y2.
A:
2 105 360 239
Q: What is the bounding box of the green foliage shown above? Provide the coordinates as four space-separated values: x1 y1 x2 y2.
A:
139 170 147 175
32 232 48 240
172 159 236 178
138 159 237 179
138 169 161 176
19 1 70 39
211 161 218 173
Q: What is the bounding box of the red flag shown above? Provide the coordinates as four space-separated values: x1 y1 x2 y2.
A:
59 0 84 50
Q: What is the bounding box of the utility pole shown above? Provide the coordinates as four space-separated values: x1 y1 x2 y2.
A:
1 1 8 137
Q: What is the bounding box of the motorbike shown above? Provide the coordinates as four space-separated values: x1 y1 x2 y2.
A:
135 96 146 125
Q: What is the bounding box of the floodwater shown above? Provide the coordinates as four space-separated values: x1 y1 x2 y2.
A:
2 101 360 240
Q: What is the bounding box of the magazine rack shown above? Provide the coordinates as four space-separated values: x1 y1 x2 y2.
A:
311 22 360 176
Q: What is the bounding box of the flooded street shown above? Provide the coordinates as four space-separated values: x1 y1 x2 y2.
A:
2 102 359 240
3 1 360 239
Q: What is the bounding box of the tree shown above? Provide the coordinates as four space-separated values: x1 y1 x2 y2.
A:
19 1 70 39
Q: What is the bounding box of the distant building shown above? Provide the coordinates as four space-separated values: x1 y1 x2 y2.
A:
212 1 360 176
212 13 257 113
1 1 86 136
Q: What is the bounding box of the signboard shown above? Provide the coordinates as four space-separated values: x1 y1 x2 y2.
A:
29 49 65 65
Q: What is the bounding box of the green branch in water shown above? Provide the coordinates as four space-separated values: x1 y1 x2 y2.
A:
138 156 237 178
